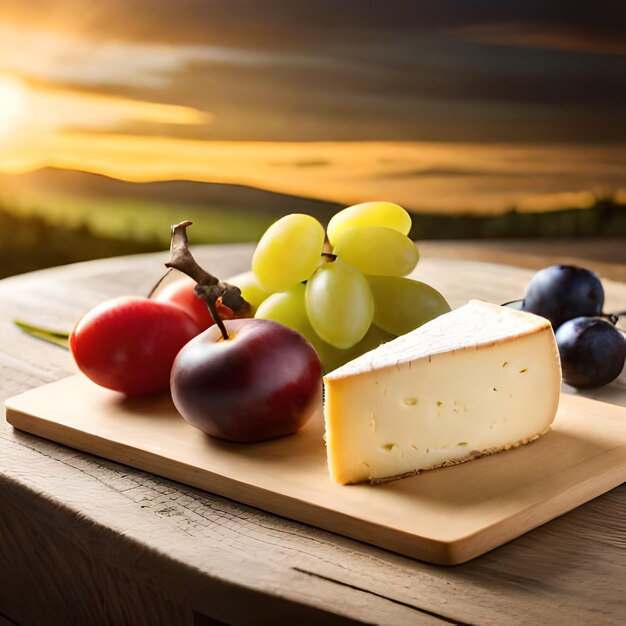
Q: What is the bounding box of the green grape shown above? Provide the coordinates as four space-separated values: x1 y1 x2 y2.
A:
226 270 274 312
327 202 411 246
254 283 313 339
316 324 395 373
252 214 325 291
255 284 393 373
306 259 374 349
368 275 451 336
333 226 419 276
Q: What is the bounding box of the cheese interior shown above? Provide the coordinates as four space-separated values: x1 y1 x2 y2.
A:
324 300 561 484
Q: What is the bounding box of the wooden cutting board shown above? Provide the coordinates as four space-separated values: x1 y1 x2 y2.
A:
5 374 626 565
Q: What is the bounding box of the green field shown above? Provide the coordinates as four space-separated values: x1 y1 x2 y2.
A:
1 168 625 278
2 190 273 245
0 168 342 247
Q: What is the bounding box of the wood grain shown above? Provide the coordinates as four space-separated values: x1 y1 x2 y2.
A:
1 244 625 625
0 490 192 626
6 376 626 565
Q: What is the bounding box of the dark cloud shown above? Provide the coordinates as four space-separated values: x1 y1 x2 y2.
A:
1 0 625 142
2 1 625 50
54 39 625 143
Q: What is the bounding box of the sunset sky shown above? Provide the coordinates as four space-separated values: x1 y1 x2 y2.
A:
0 1 625 213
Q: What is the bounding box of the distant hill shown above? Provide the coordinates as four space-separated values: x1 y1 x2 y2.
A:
1 166 625 277
0 168 343 226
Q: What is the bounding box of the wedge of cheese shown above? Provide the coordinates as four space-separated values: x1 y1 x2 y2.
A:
323 300 561 484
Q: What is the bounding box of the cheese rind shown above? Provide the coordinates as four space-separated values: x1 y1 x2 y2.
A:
323 300 561 484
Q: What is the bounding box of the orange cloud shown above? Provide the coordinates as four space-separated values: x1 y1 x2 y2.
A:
2 131 624 215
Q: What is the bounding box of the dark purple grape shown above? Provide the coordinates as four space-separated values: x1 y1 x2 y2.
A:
555 317 625 388
522 265 604 329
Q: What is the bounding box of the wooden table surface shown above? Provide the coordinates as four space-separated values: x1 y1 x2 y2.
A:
1 241 625 626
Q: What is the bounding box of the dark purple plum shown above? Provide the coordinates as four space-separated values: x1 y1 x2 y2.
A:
171 318 322 443
522 265 604 329
555 317 625 388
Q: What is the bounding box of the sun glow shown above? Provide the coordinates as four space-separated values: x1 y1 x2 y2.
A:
1 133 624 214
0 76 26 139
0 24 622 216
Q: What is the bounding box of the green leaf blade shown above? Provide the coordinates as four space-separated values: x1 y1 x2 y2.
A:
14 319 70 349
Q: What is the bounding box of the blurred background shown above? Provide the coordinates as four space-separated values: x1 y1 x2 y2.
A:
0 0 625 277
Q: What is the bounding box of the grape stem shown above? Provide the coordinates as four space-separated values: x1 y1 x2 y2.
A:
602 312 622 326
321 237 336 262
147 267 174 299
165 220 251 340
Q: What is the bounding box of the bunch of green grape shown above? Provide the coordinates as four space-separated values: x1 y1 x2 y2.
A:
228 202 450 372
